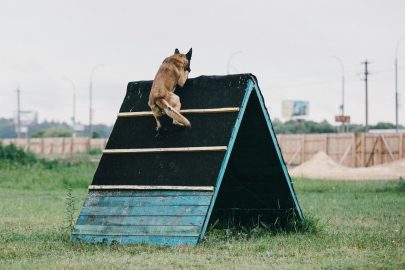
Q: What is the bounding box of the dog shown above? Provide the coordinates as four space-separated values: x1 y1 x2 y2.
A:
148 48 192 131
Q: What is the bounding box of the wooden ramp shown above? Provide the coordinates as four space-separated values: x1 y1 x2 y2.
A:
71 74 303 246
72 190 212 245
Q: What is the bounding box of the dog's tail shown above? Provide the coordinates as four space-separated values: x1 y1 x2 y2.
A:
156 99 191 127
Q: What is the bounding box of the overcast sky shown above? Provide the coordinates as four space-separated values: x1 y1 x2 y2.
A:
1 0 405 126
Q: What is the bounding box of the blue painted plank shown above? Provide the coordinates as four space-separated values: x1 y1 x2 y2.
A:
79 205 209 216
71 234 198 246
88 190 213 197
72 225 200 236
76 215 205 226
83 195 212 207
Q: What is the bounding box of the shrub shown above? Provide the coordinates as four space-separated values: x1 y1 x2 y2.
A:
0 143 37 164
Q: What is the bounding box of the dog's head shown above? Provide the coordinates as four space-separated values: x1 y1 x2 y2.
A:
174 48 192 72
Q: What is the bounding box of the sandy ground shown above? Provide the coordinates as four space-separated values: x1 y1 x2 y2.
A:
289 151 405 180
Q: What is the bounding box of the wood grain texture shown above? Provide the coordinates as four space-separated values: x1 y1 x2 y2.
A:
71 234 198 246
88 185 214 191
73 225 201 236
88 190 213 197
83 194 212 207
79 205 209 216
76 215 206 226
72 189 213 245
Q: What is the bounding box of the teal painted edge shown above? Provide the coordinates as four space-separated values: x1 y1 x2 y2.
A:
71 234 198 246
252 80 304 219
198 79 254 242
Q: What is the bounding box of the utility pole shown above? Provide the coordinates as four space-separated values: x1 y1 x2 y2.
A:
16 87 21 138
362 60 369 132
395 36 405 132
396 56 399 132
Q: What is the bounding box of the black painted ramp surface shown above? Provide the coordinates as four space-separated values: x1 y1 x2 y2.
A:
93 75 250 187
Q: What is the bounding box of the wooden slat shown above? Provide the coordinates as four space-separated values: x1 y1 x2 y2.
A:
76 215 206 226
71 234 198 245
88 190 212 197
118 107 240 117
73 225 200 236
351 133 357 167
79 205 209 216
339 145 352 165
83 195 212 207
103 146 227 154
287 144 301 166
381 135 395 162
366 136 380 166
88 185 214 191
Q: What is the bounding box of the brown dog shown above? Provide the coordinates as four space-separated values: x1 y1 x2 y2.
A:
148 48 192 131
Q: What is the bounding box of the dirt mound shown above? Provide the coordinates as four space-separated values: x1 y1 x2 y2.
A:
289 151 404 180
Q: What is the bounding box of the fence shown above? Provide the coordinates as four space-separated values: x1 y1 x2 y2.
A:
1 133 403 167
0 137 107 155
277 133 404 167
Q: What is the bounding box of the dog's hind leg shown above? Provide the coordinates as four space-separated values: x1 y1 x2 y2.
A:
150 105 163 131
154 115 162 131
169 93 184 126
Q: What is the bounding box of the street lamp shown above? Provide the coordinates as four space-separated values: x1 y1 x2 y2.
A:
89 64 104 137
331 56 345 132
395 36 405 132
226 51 243 74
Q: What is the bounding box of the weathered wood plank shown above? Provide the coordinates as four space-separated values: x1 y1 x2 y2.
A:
83 195 212 207
88 185 214 191
76 215 206 226
381 135 395 161
71 234 198 246
117 107 240 117
72 225 200 236
80 205 209 216
88 190 213 197
339 145 352 164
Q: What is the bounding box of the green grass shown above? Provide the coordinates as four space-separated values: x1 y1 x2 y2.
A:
0 162 404 269
0 161 96 190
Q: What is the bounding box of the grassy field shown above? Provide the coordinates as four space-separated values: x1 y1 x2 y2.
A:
0 160 404 269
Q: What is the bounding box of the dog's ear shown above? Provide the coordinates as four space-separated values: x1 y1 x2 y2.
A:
174 48 180 54
186 48 192 60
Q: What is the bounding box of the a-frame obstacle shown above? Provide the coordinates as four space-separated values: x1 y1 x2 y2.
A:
72 74 303 246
